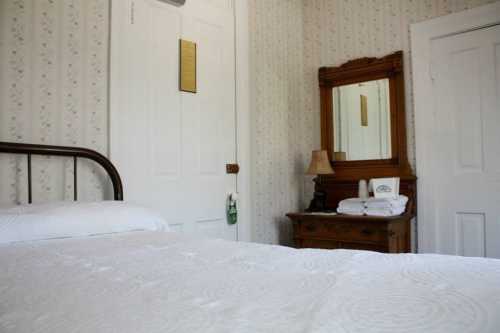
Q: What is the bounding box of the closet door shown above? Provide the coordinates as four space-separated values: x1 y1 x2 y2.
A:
110 0 238 240
414 20 500 258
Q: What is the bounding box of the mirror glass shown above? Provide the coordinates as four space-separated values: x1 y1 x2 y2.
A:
332 78 391 161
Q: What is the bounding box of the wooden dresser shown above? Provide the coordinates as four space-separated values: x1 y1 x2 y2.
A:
287 212 412 253
294 51 417 253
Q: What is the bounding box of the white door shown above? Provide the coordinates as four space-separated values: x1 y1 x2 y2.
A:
336 80 391 160
415 22 500 258
110 0 238 240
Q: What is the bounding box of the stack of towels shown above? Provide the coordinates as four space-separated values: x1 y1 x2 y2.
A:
337 195 408 217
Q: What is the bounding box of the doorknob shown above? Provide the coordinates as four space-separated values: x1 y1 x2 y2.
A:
226 163 240 174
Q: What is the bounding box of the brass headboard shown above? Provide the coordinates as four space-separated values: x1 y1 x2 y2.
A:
0 142 123 202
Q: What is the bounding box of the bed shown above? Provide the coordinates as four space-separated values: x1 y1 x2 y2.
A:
1 142 500 333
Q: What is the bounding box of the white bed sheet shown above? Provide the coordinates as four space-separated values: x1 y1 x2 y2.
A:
1 231 500 333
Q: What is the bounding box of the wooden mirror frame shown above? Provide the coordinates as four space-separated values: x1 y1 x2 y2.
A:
319 51 413 179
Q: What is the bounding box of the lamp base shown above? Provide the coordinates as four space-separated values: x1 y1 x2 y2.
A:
307 191 327 212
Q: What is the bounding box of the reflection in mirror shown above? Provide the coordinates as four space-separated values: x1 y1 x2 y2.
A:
332 78 391 161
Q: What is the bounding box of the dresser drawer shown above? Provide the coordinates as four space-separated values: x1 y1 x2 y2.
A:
288 212 412 253
300 239 388 252
297 220 388 244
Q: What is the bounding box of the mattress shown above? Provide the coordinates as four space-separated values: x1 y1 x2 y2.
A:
1 231 500 333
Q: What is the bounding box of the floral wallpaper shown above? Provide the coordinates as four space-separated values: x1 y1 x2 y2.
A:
1 0 495 243
249 0 306 245
0 0 110 205
301 0 497 173
249 0 496 244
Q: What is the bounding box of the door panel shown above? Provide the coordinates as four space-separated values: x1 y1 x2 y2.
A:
429 25 500 258
455 213 486 257
450 47 484 173
182 2 236 240
111 0 237 240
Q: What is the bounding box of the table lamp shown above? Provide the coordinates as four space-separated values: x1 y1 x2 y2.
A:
306 150 334 211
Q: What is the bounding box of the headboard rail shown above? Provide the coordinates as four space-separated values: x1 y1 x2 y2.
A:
0 142 123 202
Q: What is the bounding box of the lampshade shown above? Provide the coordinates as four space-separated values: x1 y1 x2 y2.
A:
306 150 334 175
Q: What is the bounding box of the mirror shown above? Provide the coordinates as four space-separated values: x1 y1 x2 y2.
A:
332 78 391 161
319 51 413 179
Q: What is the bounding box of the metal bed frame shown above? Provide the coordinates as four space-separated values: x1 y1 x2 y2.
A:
0 141 123 203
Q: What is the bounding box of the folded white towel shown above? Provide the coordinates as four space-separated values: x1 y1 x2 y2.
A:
338 198 365 211
365 206 406 217
339 198 365 204
337 196 408 216
365 195 408 209
337 207 366 215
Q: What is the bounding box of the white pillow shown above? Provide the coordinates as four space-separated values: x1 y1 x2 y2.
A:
0 201 169 244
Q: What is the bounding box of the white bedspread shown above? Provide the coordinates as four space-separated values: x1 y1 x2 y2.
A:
1 231 500 333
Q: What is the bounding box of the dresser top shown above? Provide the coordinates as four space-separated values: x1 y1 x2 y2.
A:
286 211 414 222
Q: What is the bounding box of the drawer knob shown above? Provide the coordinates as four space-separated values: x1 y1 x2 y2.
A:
305 224 316 232
361 229 374 236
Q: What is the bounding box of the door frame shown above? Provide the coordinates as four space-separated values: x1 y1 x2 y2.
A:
410 1 500 253
234 1 251 242
109 0 251 241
